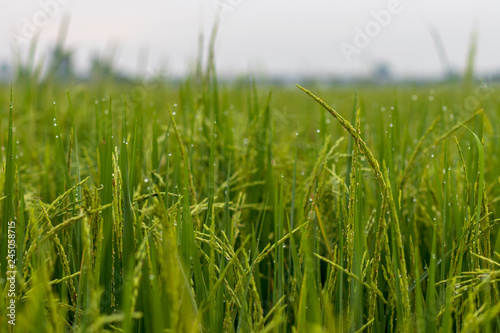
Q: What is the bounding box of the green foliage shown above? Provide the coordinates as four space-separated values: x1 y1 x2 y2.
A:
2 61 500 333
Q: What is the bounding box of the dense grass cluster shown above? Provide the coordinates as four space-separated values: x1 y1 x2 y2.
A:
1 59 500 332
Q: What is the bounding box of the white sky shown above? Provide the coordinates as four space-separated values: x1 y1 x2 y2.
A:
0 0 499 78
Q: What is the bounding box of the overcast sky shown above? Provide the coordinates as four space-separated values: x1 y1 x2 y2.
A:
1 0 499 79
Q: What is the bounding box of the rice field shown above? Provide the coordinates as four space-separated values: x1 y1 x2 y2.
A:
1 45 500 332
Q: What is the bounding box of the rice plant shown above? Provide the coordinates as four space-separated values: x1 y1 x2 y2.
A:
1 37 500 333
